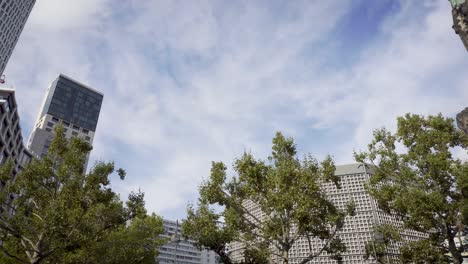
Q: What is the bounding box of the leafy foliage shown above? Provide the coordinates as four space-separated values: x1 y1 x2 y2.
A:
183 132 354 264
0 126 165 264
355 113 468 264
364 224 401 263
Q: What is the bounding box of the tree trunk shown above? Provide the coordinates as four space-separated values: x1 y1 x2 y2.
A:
448 236 463 264
30 257 42 264
281 249 289 264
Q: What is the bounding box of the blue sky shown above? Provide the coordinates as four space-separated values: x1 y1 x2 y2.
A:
4 0 468 220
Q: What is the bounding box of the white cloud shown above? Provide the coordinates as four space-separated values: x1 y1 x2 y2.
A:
4 0 467 220
28 0 111 31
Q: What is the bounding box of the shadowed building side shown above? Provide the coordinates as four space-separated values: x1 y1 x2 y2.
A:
457 107 468 134
449 0 468 51
0 88 32 178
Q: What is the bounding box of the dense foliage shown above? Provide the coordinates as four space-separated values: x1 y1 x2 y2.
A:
0 126 165 264
183 132 355 264
355 113 468 264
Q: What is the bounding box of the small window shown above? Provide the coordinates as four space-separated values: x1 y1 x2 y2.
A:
82 129 89 135
45 127 52 132
72 131 78 136
72 125 79 130
47 122 54 127
85 136 90 141
63 121 70 127
52 117 59 122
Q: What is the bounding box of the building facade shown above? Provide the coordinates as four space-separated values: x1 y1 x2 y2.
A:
0 0 36 75
157 219 220 264
228 163 426 264
27 74 103 166
457 107 468 134
450 0 468 51
0 87 32 177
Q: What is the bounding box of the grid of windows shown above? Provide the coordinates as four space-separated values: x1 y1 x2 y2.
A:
228 164 427 264
28 75 102 168
157 219 220 264
0 0 35 75
46 76 103 132
0 89 32 175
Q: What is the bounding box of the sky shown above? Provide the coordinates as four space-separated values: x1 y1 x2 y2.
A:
3 0 468 220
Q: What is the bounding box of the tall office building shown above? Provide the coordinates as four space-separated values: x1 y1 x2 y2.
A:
27 74 103 165
0 87 32 176
0 0 36 75
228 163 426 264
157 219 220 264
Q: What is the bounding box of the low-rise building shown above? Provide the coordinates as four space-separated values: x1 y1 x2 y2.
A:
157 219 220 264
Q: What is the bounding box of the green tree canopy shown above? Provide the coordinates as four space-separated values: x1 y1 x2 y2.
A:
0 126 165 264
355 113 468 264
183 132 355 264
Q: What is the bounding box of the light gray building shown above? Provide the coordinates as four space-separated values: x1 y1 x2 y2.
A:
27 74 103 167
0 87 32 176
228 163 426 264
0 0 36 75
157 219 220 264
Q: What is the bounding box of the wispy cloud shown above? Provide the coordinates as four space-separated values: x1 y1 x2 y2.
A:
4 0 467 219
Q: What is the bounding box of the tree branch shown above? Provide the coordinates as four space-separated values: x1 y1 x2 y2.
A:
0 245 29 264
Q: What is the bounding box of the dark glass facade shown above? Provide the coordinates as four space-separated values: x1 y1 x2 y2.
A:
43 75 103 132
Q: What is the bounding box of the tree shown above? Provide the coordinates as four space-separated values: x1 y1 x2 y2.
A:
0 126 165 264
364 224 401 264
355 113 468 264
183 132 355 264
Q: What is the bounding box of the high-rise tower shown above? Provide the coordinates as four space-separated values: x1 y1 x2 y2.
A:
0 0 36 75
27 74 103 166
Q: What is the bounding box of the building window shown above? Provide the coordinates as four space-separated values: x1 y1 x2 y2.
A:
72 131 78 136
45 127 52 132
47 122 54 127
63 121 70 127
82 129 89 135
85 136 90 141
72 125 79 130
52 116 59 122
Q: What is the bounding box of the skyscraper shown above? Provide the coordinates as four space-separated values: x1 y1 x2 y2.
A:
27 74 103 166
0 0 36 75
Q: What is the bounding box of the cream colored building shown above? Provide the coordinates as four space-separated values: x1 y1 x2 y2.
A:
228 163 426 264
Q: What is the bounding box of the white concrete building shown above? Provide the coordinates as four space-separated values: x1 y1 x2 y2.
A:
0 0 36 75
27 74 103 167
157 219 220 264
228 163 426 264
